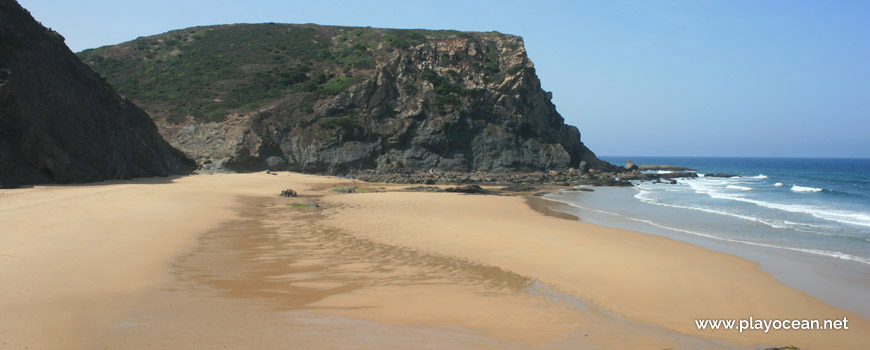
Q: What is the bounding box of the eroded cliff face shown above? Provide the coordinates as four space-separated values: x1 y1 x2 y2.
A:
82 24 610 174
0 0 192 186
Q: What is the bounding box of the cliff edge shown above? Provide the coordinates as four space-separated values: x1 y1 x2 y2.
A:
0 0 192 186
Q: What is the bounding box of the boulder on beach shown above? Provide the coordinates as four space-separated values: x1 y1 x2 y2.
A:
444 184 497 195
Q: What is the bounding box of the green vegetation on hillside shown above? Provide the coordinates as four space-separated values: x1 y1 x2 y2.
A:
77 24 514 123
320 115 358 129
383 30 428 49
80 24 340 122
422 68 484 114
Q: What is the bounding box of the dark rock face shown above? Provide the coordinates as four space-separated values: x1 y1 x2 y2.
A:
704 173 739 178
444 184 497 195
82 24 614 175
351 169 635 187
0 0 192 186
279 189 297 197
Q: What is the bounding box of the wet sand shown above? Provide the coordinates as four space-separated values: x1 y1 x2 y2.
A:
1 173 868 349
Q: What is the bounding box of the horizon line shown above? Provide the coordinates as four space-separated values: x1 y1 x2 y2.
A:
599 155 870 160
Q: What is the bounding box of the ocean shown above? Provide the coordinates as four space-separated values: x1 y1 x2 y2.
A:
547 157 870 265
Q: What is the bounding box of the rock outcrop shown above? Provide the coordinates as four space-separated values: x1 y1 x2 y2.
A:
444 184 498 195
80 24 615 175
0 0 192 187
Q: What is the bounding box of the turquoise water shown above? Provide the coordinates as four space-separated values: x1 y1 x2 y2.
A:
573 157 870 264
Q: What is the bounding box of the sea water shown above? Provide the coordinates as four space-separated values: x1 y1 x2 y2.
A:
550 157 870 265
544 157 870 316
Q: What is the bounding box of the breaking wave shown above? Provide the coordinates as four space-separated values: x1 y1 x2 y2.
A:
792 185 823 193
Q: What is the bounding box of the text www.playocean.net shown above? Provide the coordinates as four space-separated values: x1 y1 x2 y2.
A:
695 317 849 333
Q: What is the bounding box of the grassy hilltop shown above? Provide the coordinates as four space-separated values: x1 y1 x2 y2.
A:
78 24 510 123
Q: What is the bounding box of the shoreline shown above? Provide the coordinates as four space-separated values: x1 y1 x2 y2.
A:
318 185 870 349
543 186 870 319
1 173 868 349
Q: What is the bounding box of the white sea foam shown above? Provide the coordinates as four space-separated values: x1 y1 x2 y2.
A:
737 197 869 228
642 170 674 174
669 181 870 228
783 220 837 230
684 178 744 199
790 228 870 241
788 248 870 265
774 182 784 187
638 180 870 231
751 174 769 179
634 190 774 225
625 217 870 265
543 193 619 216
552 183 870 268
726 185 752 191
792 185 823 193
637 191 788 229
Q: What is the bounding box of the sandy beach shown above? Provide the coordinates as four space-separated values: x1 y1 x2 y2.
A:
1 172 868 349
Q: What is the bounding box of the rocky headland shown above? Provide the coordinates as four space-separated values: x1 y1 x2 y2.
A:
79 24 613 175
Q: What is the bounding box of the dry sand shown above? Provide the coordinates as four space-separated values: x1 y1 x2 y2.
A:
0 173 331 349
1 172 867 349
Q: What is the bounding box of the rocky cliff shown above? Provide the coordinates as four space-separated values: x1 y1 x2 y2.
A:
0 0 192 187
79 24 613 174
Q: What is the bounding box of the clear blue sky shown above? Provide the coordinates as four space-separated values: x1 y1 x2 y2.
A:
19 0 870 158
